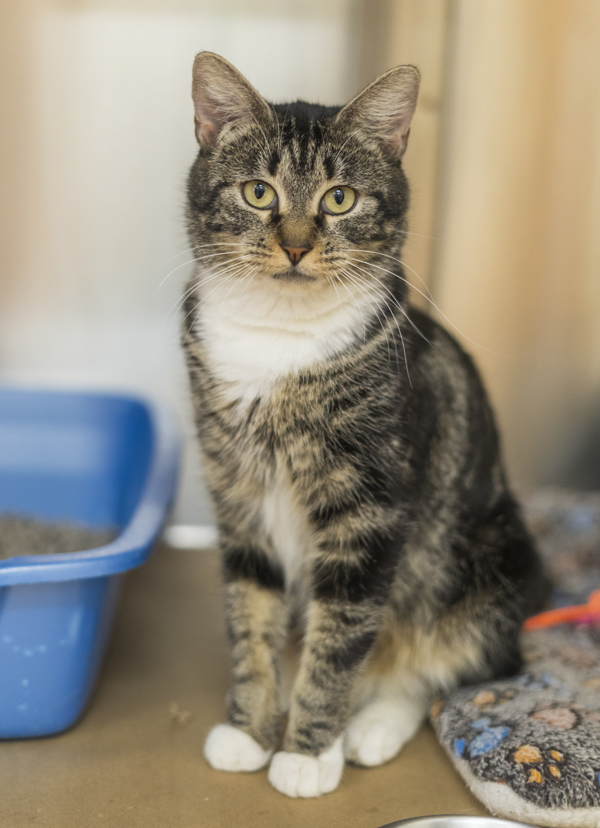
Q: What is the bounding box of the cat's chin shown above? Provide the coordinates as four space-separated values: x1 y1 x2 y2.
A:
272 269 317 284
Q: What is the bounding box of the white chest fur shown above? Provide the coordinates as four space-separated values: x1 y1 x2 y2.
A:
261 460 308 585
192 268 378 581
192 267 375 407
198 315 339 406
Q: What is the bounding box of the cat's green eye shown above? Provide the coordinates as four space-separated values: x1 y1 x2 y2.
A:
242 180 277 210
321 186 356 215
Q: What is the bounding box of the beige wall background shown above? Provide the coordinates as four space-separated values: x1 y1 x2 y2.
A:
359 0 600 488
1 0 599 524
0 0 358 524
435 0 600 486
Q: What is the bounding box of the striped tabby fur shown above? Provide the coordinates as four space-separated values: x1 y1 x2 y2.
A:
182 53 545 797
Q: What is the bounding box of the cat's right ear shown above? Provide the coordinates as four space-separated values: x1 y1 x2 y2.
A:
192 52 272 148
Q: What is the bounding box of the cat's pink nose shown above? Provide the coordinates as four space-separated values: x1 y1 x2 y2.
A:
281 243 312 265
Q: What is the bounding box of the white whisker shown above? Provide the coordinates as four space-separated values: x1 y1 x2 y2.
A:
340 268 399 373
181 266 248 344
156 242 246 270
158 257 202 291
347 247 434 301
167 255 251 314
238 266 261 299
348 254 505 357
159 248 253 291
168 259 251 335
216 265 260 323
343 266 412 386
329 271 367 343
346 259 432 347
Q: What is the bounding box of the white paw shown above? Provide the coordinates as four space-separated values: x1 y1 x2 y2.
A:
344 697 425 767
268 737 344 798
204 723 272 772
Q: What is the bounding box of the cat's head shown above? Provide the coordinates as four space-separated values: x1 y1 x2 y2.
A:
186 52 419 317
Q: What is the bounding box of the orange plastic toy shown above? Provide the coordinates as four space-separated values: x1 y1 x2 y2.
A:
524 589 600 631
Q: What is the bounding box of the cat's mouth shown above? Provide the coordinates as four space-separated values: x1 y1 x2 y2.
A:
272 268 316 284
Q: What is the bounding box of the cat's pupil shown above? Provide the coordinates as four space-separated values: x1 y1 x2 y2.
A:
254 183 266 200
333 188 344 205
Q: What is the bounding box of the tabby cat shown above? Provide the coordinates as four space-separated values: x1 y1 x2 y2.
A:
182 52 545 798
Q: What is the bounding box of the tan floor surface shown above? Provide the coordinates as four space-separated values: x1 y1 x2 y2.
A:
0 545 487 828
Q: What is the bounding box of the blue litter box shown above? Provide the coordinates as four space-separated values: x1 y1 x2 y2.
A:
0 387 180 738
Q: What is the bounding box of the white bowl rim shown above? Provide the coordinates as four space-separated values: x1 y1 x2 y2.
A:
378 816 534 828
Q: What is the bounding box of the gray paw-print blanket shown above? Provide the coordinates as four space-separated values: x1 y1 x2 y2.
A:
433 490 600 828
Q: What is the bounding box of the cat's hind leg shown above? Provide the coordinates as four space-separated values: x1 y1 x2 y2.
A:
344 688 427 767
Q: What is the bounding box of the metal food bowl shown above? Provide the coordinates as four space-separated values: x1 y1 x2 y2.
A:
379 817 533 828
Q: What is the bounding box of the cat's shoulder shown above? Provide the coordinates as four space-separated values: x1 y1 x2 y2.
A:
404 305 486 389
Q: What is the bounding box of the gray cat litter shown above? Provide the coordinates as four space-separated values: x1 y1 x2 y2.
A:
0 514 116 560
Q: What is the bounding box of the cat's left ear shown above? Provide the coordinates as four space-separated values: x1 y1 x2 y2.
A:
336 65 420 158
192 52 273 147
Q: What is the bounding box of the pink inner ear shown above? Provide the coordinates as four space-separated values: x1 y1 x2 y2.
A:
373 96 417 157
192 56 273 148
388 115 412 157
192 83 225 147
195 116 216 146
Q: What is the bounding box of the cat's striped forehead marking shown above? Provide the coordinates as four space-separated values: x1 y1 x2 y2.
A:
226 116 379 226
272 115 370 187
223 104 363 186
276 116 331 175
259 120 338 196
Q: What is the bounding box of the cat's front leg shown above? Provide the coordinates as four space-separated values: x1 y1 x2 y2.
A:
268 595 384 797
205 546 287 773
